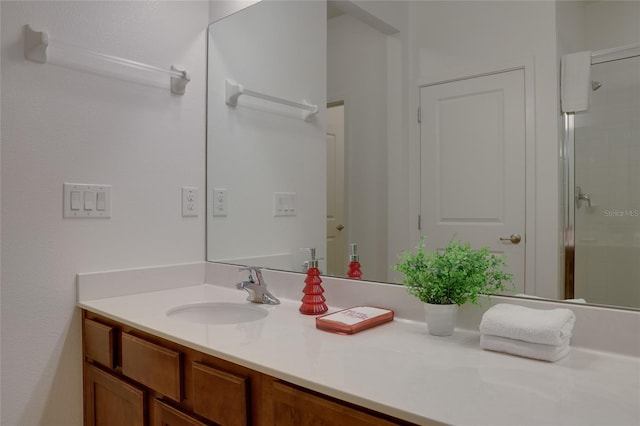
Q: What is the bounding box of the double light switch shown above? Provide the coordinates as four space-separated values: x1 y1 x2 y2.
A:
64 183 111 218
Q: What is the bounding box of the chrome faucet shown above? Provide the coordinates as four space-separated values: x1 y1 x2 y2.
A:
576 186 592 208
236 267 280 305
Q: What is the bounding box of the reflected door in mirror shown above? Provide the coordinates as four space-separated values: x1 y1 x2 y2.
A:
420 69 526 293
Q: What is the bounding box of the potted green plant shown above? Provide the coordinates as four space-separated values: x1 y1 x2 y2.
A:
394 237 514 336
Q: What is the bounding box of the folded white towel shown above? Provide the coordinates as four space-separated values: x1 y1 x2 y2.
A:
480 334 570 362
561 51 592 112
479 304 576 346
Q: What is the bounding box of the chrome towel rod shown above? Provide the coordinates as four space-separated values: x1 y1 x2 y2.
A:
24 24 190 95
225 79 318 121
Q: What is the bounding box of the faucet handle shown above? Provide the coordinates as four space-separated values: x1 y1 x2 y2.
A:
236 280 252 289
238 265 258 277
238 266 265 285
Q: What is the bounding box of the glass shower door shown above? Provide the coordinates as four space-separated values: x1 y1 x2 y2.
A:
572 54 640 308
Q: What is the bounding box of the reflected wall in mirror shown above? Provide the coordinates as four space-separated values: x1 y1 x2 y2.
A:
207 0 640 311
208 0 407 282
207 0 327 273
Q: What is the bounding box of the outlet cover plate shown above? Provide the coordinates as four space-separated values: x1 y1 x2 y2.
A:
212 188 228 217
182 187 199 217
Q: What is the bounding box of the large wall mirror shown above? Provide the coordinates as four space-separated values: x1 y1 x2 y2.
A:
207 0 640 311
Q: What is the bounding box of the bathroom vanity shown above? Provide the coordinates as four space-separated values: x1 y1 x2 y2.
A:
82 309 416 426
78 262 640 426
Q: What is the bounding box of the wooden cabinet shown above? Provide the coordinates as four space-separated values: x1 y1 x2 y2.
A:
272 381 399 426
152 399 209 426
122 332 183 402
82 310 416 426
84 363 145 426
192 362 249 426
84 318 116 369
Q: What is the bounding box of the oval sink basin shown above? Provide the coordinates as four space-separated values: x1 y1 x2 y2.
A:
166 302 268 325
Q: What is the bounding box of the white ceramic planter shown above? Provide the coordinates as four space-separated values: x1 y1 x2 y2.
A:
424 303 458 336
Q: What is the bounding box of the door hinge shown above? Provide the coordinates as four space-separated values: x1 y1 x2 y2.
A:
417 107 422 123
418 214 422 230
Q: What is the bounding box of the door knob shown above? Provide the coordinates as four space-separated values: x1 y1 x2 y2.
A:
336 224 344 231
499 234 521 244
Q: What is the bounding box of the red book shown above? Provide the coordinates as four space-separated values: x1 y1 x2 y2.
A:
315 306 394 335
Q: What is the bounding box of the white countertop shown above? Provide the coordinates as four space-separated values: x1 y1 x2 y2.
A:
78 282 640 426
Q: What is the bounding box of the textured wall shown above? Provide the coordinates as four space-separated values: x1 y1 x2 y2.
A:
0 2 208 424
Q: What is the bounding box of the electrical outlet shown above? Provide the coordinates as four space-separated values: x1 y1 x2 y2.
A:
212 188 228 217
182 187 198 217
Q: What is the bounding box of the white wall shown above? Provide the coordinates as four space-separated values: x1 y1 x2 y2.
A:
209 0 262 24
350 0 408 35
584 0 640 51
0 2 208 425
411 1 562 298
327 13 388 281
206 1 326 271
556 0 587 55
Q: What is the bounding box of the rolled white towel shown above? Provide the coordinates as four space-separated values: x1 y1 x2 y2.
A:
479 304 575 346
480 334 570 362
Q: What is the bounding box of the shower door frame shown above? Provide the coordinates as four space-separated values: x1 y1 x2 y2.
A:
562 43 640 299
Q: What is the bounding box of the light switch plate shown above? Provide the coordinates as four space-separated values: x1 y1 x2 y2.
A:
63 183 111 218
182 187 199 217
274 192 297 217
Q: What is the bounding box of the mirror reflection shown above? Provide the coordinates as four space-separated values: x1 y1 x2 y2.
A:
207 0 640 310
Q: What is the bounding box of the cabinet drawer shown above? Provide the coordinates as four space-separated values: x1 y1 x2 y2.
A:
121 332 182 401
84 318 116 368
85 363 145 426
152 399 210 426
192 362 249 426
273 381 399 426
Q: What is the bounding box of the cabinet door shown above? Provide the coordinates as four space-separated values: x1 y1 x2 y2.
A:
192 362 249 426
85 363 145 426
152 399 210 426
272 381 399 426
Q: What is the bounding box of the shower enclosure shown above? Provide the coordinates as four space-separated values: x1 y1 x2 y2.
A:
564 44 640 309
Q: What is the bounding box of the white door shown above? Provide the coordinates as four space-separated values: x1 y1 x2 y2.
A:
420 69 526 292
326 104 346 276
